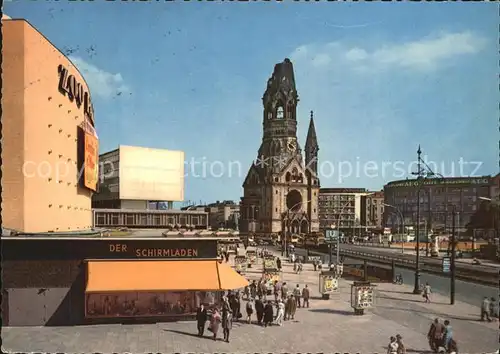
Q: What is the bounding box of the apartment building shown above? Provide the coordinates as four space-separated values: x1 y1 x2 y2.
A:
319 188 373 235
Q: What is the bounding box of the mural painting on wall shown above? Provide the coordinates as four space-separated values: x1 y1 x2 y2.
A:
85 291 197 318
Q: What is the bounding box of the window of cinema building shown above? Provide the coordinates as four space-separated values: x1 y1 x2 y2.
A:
1 16 249 327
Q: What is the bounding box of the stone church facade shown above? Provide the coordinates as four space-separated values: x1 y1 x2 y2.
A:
240 58 320 239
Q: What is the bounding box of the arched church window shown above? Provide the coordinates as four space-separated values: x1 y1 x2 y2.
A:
267 112 273 120
277 106 284 119
285 172 291 182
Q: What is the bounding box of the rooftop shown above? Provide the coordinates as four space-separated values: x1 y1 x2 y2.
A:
2 228 240 239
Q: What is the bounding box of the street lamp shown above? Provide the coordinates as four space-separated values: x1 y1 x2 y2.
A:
383 203 404 254
427 171 446 256
334 200 353 267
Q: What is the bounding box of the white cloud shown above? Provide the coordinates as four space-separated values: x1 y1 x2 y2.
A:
69 56 131 99
291 31 487 73
312 53 331 67
286 29 492 189
345 48 368 62
372 32 486 70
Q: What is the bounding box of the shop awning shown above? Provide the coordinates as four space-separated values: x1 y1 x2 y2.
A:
85 260 249 293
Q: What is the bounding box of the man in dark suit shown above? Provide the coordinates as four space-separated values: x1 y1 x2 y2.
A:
196 304 208 336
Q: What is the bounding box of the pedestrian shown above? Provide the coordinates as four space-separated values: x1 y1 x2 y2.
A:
285 294 292 320
281 282 289 299
222 309 232 343
288 294 297 320
209 308 222 341
246 298 254 324
387 336 398 354
257 280 263 299
294 284 302 308
276 257 282 271
443 320 453 351
428 318 445 352
313 258 318 271
195 303 208 336
275 299 285 326
423 282 431 303
222 295 231 314
395 334 406 354
261 281 268 302
302 284 310 308
250 280 257 299
263 300 274 327
255 296 264 325
448 337 459 354
244 286 250 300
274 280 281 302
490 297 498 319
481 296 492 322
224 251 230 263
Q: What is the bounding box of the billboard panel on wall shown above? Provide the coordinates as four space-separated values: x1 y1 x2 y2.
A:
119 145 184 202
84 132 99 191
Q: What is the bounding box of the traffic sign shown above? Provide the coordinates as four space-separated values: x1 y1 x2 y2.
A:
442 257 451 273
325 229 339 244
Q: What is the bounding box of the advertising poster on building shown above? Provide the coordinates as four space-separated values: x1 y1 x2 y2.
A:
246 251 257 265
350 282 375 310
85 291 196 318
319 273 339 294
84 132 99 191
235 256 247 273
262 270 280 288
263 256 277 270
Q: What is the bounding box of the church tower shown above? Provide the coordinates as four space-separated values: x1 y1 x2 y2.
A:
258 58 302 168
240 59 320 239
305 111 319 176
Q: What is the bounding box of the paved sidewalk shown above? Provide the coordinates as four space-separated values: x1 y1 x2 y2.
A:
3 254 498 353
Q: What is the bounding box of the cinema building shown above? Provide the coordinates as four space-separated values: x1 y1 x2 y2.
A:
2 16 98 233
1 17 248 327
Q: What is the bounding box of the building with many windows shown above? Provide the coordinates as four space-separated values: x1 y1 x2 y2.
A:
206 201 240 231
364 191 385 229
318 188 373 235
383 176 492 234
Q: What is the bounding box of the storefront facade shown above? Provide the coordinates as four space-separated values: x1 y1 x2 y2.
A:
2 17 98 233
3 237 247 326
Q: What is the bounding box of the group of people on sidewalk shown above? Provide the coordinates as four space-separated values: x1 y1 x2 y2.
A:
387 334 406 354
195 281 311 343
481 296 499 322
244 280 311 326
427 318 458 354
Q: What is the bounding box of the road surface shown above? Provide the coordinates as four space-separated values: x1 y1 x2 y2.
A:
290 246 497 308
342 243 500 270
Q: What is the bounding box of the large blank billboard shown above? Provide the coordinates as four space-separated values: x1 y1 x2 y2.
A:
118 145 184 202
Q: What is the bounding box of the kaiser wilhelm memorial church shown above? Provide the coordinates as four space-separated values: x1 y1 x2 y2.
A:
240 58 320 240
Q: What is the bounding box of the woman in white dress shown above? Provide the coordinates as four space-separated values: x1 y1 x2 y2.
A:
275 299 285 326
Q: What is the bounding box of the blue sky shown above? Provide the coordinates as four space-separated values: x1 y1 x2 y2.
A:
6 2 498 204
